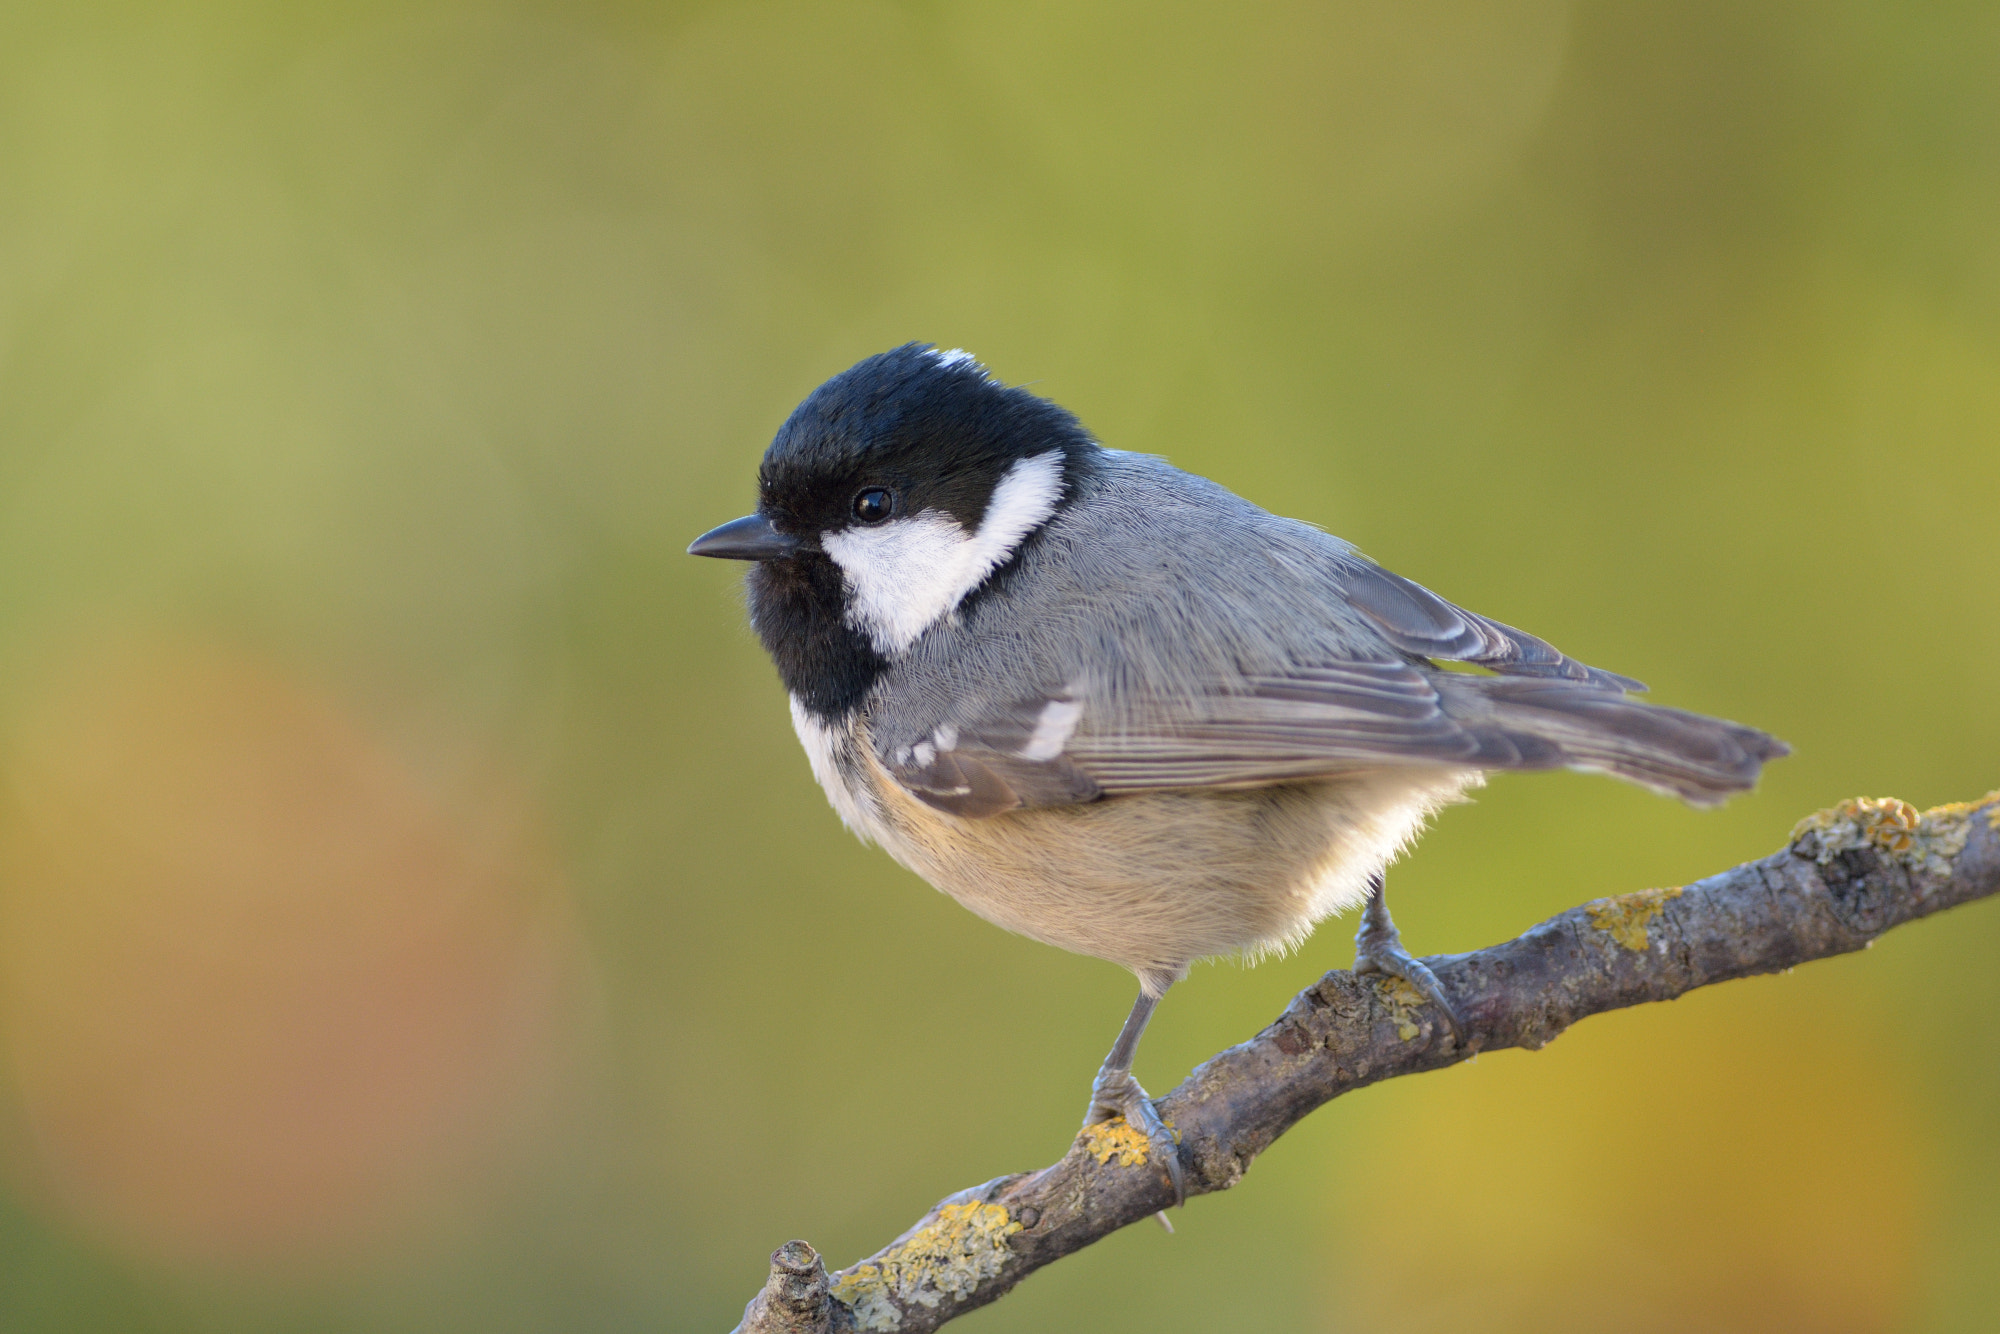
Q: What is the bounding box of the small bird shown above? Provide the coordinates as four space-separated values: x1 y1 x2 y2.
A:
690 344 1786 1200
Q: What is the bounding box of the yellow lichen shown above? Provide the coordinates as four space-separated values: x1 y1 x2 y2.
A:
834 1263 901 1331
830 1201 1023 1331
1792 797 1918 855
1586 886 1684 951
1792 792 2000 878
1377 975 1428 1041
1081 1115 1153 1166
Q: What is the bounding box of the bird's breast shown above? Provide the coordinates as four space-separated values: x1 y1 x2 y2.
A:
795 712 1478 984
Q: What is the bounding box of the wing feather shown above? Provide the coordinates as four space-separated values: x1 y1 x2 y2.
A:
1337 562 1647 693
882 660 1484 810
879 658 1782 818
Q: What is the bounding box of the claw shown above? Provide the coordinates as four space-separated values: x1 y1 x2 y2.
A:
1086 1068 1186 1207
1354 941 1467 1044
1355 873 1468 1045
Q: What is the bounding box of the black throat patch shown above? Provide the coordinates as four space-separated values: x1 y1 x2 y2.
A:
745 552 886 720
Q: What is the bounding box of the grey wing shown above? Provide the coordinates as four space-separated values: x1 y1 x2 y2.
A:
880 659 1541 817
883 657 1782 817
1333 560 1647 693
880 694 1105 818
878 493 1774 816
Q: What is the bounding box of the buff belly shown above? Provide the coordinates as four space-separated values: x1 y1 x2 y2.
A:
791 702 1476 993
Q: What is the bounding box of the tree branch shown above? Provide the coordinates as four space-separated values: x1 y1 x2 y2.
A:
732 792 2000 1333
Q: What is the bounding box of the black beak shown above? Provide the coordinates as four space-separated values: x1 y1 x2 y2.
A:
687 513 803 561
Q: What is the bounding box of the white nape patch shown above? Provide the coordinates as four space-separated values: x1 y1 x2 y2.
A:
927 347 978 370
1019 699 1083 762
788 695 880 842
822 451 1064 656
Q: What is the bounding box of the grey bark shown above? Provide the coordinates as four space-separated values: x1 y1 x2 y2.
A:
733 792 2000 1334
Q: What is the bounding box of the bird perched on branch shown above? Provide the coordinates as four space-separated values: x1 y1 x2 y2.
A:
690 344 1786 1202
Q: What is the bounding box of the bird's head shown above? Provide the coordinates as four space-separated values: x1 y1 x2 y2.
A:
690 345 1099 711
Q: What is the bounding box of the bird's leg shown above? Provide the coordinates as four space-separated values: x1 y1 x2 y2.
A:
1353 871 1467 1043
1084 986 1185 1206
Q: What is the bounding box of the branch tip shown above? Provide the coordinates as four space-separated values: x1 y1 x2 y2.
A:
735 1240 833 1334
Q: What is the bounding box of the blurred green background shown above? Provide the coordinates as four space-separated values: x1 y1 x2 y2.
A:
0 2 1996 1331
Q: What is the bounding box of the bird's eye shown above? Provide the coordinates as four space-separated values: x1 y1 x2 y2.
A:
852 488 895 524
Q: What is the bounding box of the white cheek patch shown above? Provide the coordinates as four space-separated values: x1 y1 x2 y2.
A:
822 451 1064 656
821 514 975 654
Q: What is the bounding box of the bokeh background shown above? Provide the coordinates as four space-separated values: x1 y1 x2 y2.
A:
0 2 1996 1330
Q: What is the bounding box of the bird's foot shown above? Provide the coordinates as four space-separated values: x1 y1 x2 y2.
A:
1354 921 1467 1046
1084 1067 1185 1207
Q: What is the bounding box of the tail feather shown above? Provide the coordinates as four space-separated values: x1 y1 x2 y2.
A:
1436 675 1788 806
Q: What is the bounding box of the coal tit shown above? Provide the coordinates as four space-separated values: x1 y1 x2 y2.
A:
691 344 1786 1200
